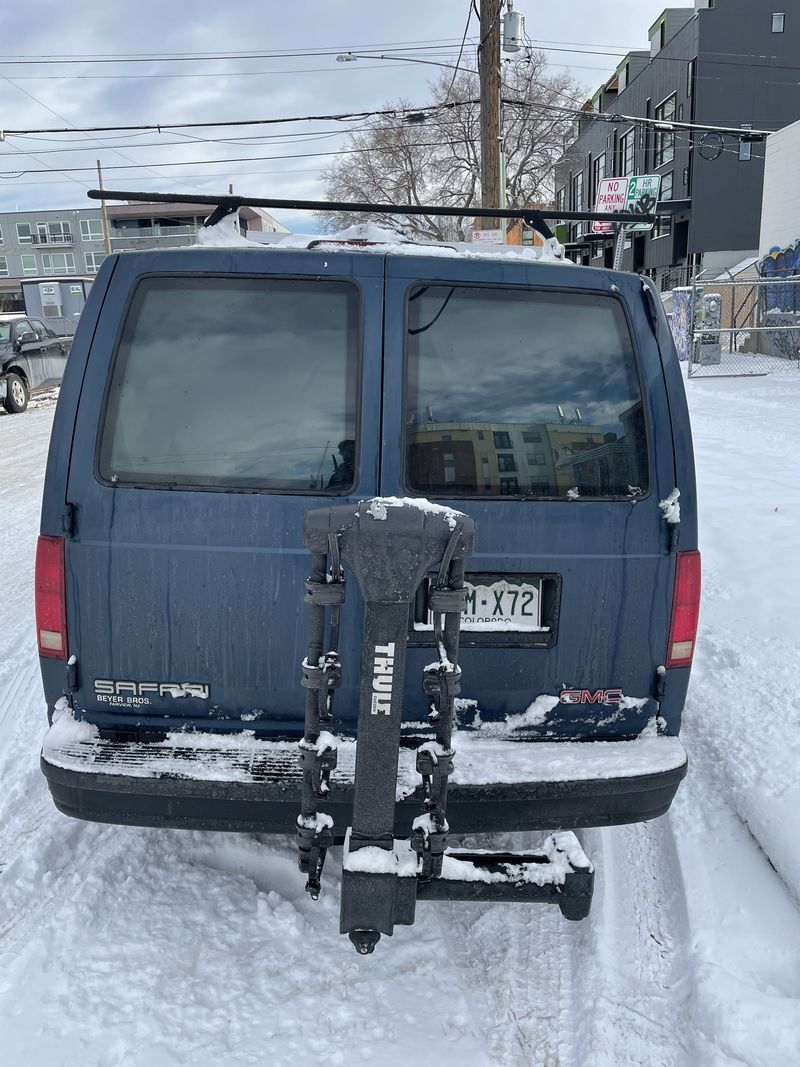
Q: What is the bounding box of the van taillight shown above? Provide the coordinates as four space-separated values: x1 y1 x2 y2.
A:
35 535 68 659
666 550 701 668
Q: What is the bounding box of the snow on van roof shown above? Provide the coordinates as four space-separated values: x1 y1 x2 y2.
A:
196 215 569 265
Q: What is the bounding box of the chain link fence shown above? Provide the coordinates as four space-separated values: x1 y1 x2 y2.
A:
680 275 800 378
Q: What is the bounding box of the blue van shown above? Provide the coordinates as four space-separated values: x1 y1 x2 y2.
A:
36 197 699 948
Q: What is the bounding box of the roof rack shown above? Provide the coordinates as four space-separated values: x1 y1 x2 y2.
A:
86 189 653 243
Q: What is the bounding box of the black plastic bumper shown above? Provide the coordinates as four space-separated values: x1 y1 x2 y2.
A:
42 747 687 835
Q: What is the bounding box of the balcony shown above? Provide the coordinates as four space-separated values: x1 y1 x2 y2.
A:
109 231 200 252
32 231 74 246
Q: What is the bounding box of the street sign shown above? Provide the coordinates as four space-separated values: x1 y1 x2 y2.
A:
624 174 661 231
592 177 628 233
592 174 662 234
471 227 505 244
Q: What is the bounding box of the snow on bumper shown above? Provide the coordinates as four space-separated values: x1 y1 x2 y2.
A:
41 713 687 834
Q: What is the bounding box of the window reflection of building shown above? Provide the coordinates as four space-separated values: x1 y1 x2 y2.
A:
407 419 558 495
407 405 646 497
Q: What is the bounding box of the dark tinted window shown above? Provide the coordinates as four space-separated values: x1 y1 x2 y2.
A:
99 276 360 492
405 285 648 498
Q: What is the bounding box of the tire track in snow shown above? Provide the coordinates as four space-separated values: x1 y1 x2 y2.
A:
437 832 586 1067
570 820 694 1067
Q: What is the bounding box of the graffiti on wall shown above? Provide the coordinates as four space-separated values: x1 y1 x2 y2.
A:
758 240 800 312
671 287 692 361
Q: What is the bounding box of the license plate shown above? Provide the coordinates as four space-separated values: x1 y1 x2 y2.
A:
426 576 543 632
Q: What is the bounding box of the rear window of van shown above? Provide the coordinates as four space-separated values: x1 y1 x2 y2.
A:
405 285 649 498
98 276 360 492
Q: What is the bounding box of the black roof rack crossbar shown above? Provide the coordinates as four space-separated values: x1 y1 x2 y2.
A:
87 190 653 242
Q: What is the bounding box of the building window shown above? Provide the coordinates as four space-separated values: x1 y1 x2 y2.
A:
0 257 7 277
21 254 38 276
85 251 107 274
660 172 673 202
556 187 566 214
739 124 753 161
620 129 635 176
80 218 105 241
497 454 517 472
0 225 3 244
493 431 512 450
526 452 546 465
522 431 542 443
772 13 785 33
659 21 666 49
591 152 606 199
499 477 519 495
16 223 33 244
41 252 76 274
687 59 695 99
653 215 672 240
572 171 584 213
655 94 676 166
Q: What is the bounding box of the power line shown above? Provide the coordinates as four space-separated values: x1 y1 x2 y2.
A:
0 99 478 137
0 138 478 177
0 60 465 82
443 2 475 101
0 69 180 189
0 41 479 66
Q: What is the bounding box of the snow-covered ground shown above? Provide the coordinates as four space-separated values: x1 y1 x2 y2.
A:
1 371 799 1067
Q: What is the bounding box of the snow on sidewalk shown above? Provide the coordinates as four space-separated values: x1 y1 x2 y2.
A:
680 369 800 904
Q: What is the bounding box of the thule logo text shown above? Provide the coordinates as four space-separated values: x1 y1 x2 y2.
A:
370 643 395 716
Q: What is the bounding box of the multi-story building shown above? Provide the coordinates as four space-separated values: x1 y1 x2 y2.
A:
0 201 289 311
554 0 800 287
0 208 105 310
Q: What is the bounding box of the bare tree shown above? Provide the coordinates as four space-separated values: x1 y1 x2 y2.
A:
319 53 585 240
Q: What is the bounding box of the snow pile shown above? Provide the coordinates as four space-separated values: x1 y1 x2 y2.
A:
363 495 465 531
275 222 567 264
659 486 681 524
194 211 252 248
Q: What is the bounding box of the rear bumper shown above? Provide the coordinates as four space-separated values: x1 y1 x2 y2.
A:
42 717 688 834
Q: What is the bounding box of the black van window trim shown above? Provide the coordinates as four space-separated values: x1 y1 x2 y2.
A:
399 279 656 502
93 271 365 497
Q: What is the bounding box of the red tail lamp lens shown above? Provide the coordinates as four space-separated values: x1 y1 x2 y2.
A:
35 535 68 659
666 550 701 668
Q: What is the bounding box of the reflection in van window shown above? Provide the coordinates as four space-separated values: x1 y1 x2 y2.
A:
405 285 649 498
99 276 360 492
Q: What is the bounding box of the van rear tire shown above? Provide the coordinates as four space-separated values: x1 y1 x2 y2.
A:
3 373 28 414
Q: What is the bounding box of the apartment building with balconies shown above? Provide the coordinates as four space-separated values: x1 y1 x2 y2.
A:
0 201 290 311
0 208 106 309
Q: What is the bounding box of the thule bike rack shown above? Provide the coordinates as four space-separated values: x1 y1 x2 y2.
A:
298 498 594 954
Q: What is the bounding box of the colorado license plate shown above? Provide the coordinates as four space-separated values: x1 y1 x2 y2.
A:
426 576 543 632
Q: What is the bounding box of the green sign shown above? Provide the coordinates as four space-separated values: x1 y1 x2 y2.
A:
624 174 662 231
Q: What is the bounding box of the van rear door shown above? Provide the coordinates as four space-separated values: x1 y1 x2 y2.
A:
64 249 383 735
381 254 678 737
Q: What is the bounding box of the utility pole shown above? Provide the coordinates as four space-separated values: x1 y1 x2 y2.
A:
96 160 112 255
479 0 502 230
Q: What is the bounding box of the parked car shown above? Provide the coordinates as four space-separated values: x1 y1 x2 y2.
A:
35 218 699 947
0 312 71 413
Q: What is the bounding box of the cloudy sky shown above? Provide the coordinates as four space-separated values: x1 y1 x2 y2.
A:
0 0 694 230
